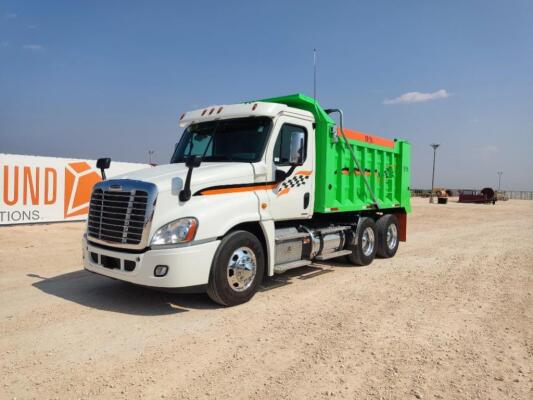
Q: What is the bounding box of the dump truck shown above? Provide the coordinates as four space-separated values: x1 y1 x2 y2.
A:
83 93 411 306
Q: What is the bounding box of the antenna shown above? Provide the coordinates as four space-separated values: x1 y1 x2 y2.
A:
313 48 317 103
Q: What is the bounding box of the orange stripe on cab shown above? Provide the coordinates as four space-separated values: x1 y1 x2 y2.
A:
337 128 395 149
200 183 277 196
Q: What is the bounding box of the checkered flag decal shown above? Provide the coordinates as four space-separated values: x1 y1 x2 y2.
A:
275 171 312 197
280 174 310 189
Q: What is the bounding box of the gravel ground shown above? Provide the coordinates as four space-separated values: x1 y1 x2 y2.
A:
1 197 532 399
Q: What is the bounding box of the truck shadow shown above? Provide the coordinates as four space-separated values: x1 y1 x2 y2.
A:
31 265 338 315
30 270 219 316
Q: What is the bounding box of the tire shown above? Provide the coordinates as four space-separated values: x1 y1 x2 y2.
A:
207 230 265 306
376 214 400 258
347 218 377 266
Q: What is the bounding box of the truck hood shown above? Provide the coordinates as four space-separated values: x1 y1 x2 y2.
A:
113 162 256 194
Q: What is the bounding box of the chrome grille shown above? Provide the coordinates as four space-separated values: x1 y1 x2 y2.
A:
87 180 157 249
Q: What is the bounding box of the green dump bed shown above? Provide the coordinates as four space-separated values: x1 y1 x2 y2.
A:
262 93 411 214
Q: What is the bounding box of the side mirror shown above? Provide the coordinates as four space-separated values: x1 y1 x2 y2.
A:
289 131 305 166
96 157 111 180
185 155 202 168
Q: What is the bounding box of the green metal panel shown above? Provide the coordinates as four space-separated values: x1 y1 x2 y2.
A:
260 93 411 214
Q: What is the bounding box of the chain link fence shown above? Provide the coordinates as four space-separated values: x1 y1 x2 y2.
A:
501 191 533 200
411 189 533 200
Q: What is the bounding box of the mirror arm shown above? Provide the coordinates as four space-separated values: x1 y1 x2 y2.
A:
179 167 194 202
179 155 202 202
286 164 297 178
275 164 299 183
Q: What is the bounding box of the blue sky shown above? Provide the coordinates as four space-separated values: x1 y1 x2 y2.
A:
1 1 532 190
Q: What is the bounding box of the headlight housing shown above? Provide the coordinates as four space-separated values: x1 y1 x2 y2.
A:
150 217 198 246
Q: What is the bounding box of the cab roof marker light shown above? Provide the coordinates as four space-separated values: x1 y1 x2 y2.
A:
201 109 207 116
252 103 258 111
217 106 223 114
179 113 186 120
209 108 215 115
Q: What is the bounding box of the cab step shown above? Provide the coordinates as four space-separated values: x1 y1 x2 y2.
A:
274 259 312 274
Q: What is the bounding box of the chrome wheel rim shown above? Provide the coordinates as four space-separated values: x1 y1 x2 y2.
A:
386 224 398 250
361 227 375 256
227 246 257 292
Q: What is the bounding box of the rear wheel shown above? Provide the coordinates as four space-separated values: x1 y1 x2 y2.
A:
207 230 265 306
376 214 400 258
347 218 377 266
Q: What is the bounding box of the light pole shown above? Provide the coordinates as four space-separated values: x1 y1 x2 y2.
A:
430 144 440 204
497 171 503 191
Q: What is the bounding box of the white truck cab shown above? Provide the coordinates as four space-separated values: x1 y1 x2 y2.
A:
83 95 408 305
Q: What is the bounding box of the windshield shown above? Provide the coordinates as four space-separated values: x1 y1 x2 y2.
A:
171 117 272 163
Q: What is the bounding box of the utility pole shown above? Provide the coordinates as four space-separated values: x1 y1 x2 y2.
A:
497 171 503 191
430 144 440 204
148 150 155 165
313 48 317 103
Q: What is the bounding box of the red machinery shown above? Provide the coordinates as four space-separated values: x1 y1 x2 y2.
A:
458 188 496 204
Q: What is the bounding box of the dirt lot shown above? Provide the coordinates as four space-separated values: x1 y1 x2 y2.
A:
1 198 532 399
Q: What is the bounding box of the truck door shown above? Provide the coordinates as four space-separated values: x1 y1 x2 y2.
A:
264 116 315 221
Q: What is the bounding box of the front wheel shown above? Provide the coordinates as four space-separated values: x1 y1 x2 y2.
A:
347 218 377 266
207 230 265 306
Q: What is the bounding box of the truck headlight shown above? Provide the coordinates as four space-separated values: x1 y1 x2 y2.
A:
150 217 198 246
